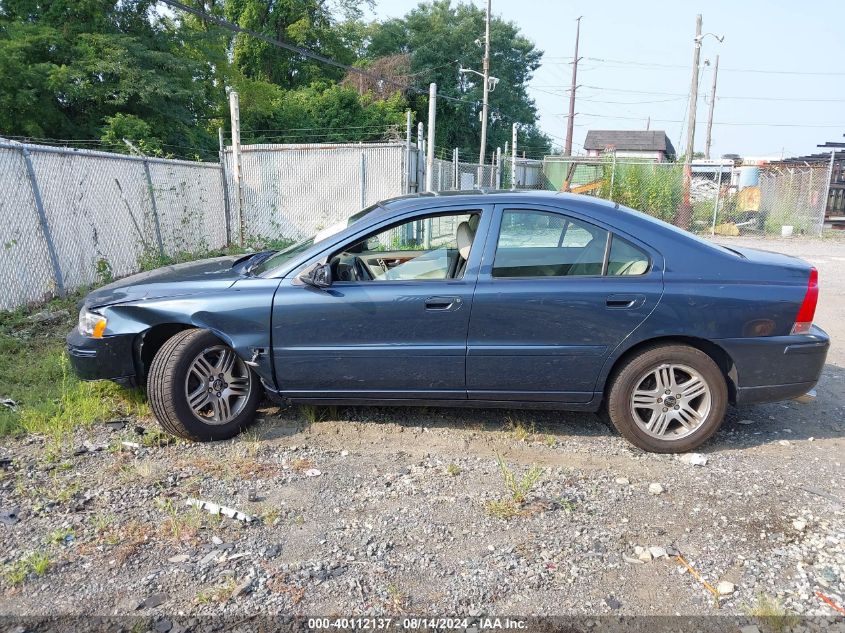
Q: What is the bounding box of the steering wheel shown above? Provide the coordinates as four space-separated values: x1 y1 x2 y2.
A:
352 257 374 281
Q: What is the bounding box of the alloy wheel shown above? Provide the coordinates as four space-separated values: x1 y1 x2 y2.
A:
629 363 712 440
183 345 252 425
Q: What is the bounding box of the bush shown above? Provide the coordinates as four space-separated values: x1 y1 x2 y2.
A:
599 161 683 222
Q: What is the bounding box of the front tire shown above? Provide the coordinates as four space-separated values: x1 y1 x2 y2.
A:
606 344 727 453
147 329 260 441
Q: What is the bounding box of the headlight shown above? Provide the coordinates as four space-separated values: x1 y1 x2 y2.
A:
78 307 107 338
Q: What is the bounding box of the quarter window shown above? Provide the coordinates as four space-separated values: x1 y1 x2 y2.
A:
493 210 609 277
607 236 650 276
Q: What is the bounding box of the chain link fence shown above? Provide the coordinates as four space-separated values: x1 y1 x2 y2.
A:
0 141 225 311
428 156 499 192
225 143 407 241
519 156 830 238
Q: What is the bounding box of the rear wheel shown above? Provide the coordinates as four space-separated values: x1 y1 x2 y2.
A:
147 329 260 441
606 344 727 453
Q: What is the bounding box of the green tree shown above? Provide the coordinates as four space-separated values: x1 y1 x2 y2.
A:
362 0 550 160
224 0 369 88
0 0 219 158
238 81 407 144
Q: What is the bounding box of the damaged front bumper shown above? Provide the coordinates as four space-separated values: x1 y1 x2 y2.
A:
66 328 138 386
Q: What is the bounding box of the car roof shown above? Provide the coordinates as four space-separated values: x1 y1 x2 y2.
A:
377 189 629 230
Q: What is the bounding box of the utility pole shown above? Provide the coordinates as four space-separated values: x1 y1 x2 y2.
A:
704 54 720 160
479 0 492 166
679 14 703 229
229 91 245 246
564 16 582 157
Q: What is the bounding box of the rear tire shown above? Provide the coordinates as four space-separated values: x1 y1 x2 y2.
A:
606 344 727 453
147 329 260 441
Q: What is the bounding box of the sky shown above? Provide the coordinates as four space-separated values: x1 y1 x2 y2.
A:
366 0 845 160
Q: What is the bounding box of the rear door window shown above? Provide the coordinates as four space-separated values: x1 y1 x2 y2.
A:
493 210 608 277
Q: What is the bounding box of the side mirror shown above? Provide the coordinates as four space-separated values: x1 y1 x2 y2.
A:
299 263 332 288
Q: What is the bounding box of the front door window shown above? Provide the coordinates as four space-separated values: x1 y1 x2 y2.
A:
330 212 481 282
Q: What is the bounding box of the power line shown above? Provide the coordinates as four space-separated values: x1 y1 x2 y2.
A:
160 0 489 112
577 96 688 105
534 83 845 103
549 56 845 76
572 113 845 128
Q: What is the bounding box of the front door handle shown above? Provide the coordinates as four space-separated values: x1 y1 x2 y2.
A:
425 296 462 311
606 294 646 309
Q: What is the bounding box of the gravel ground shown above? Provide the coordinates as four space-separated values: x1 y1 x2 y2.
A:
0 236 843 625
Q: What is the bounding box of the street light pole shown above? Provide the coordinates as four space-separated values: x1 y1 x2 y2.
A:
704 54 720 160
679 17 723 228
479 0 491 166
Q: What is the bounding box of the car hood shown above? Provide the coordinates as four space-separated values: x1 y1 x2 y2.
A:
83 256 246 308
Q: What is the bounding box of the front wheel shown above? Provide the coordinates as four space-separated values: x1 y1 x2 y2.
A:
147 329 261 441
606 344 727 453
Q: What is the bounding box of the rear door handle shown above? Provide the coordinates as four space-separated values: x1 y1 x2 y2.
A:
606 294 646 309
425 296 462 311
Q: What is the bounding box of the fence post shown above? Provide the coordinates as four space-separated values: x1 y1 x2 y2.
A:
416 122 424 195
824 150 836 232
496 147 502 189
405 111 413 194
141 159 165 257
20 145 64 296
359 149 366 210
229 91 245 246
218 127 232 246
511 124 518 188
425 82 436 193
453 148 459 190
609 151 617 201
710 170 721 235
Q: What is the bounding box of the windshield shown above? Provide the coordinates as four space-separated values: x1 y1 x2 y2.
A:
250 203 385 276
249 238 316 275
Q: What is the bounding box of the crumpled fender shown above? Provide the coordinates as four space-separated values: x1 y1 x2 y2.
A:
101 278 282 388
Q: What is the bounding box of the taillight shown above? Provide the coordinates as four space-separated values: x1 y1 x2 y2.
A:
791 267 819 335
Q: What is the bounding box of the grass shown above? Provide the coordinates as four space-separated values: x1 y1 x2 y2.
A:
259 505 282 525
0 293 149 440
743 593 799 633
385 583 410 613
2 551 52 587
47 527 75 545
484 452 544 520
195 578 237 605
289 457 316 473
155 498 206 542
446 463 461 476
504 416 535 443
99 520 154 564
299 405 337 424
267 574 306 604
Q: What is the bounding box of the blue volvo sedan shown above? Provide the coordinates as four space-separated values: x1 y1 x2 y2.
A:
67 191 829 453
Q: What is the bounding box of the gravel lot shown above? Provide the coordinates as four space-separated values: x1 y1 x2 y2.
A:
0 236 843 626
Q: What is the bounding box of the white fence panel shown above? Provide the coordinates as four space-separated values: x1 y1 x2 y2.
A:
148 161 227 255
0 148 56 310
226 143 407 240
